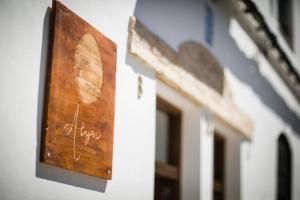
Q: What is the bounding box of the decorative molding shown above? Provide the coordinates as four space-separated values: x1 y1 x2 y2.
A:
178 41 224 94
232 0 300 103
128 16 253 139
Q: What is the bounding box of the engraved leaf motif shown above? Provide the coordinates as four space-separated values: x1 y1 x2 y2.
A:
74 33 103 104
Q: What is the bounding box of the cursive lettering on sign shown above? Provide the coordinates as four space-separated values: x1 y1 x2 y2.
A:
63 103 103 161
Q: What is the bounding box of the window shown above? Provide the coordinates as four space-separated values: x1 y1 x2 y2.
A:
205 4 214 46
213 133 225 200
278 0 293 49
155 97 181 200
270 0 274 15
277 134 292 200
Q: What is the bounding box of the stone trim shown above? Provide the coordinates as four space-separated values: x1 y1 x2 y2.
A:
128 16 253 139
233 0 300 102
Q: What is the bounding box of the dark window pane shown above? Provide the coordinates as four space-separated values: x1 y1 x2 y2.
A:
278 0 293 48
277 134 292 200
205 4 214 45
155 97 181 200
213 134 225 200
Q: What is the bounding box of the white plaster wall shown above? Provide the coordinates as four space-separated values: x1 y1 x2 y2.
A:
1 0 300 200
199 115 214 200
228 18 300 199
0 0 158 200
226 68 300 200
134 0 206 50
135 0 300 200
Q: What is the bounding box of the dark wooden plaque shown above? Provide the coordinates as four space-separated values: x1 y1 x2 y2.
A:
41 1 116 180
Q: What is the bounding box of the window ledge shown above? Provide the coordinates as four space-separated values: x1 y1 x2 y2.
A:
155 160 178 180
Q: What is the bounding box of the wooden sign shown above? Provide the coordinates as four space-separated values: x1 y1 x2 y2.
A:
41 1 116 180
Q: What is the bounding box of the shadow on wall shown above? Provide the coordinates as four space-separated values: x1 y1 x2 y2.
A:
133 0 300 135
35 7 107 192
216 3 300 135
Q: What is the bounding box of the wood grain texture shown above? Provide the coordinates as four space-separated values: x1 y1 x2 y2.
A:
155 161 178 180
40 0 116 180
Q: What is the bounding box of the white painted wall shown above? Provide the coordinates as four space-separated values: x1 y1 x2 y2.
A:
227 18 300 200
135 0 300 200
199 115 214 200
0 0 158 199
226 68 300 200
1 0 300 199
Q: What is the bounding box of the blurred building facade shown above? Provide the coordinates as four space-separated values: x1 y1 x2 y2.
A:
0 0 300 199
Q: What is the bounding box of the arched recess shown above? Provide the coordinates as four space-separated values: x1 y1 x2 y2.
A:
277 134 292 200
